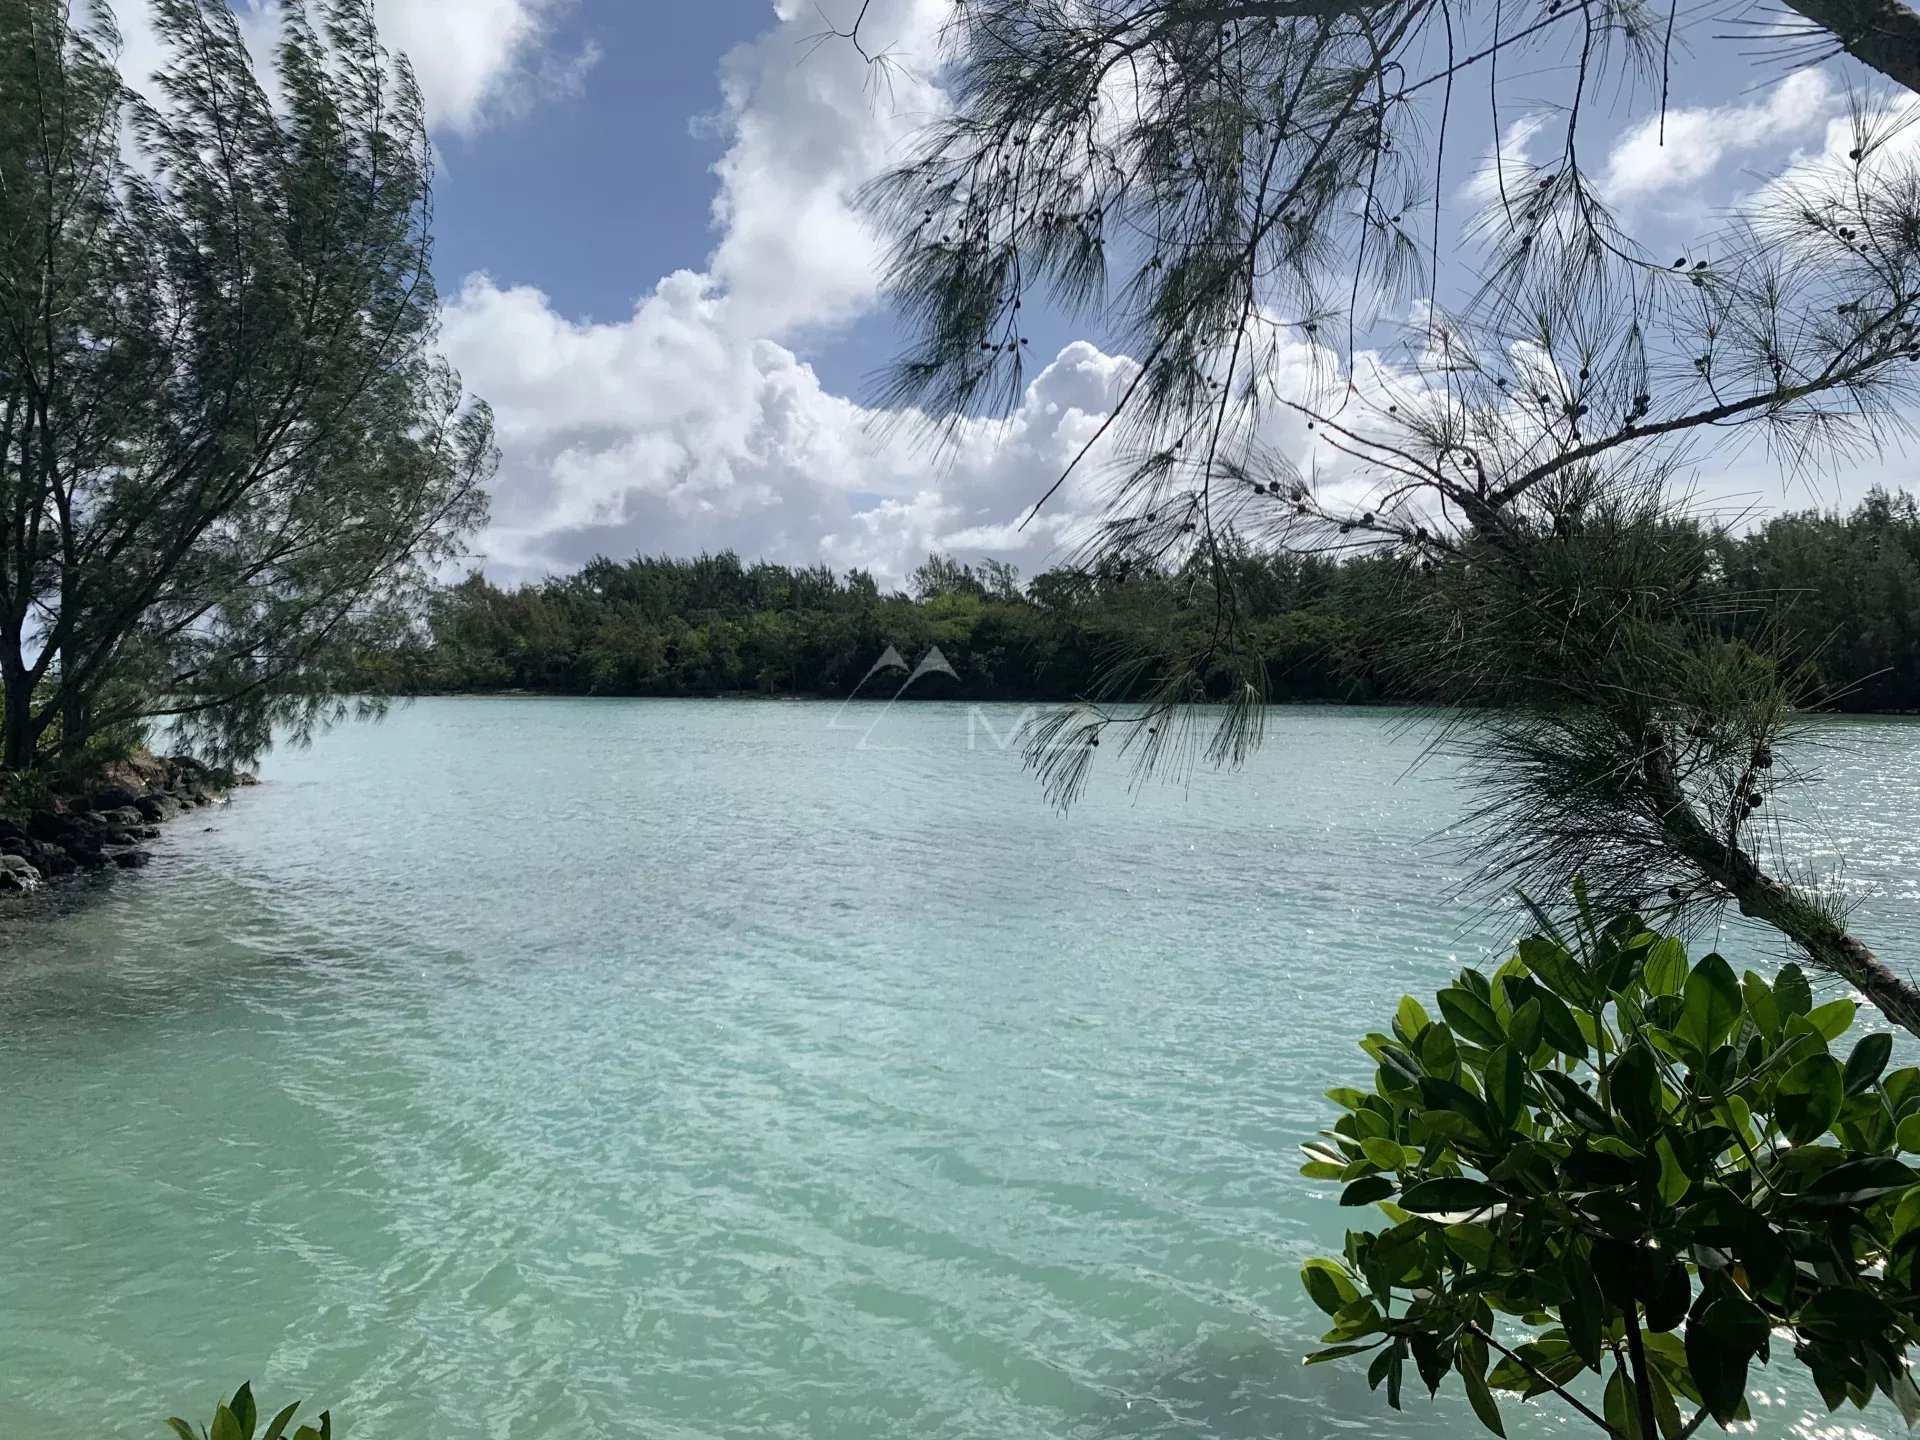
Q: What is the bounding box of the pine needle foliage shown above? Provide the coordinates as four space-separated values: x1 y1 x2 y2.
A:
0 0 494 773
859 3 1920 1030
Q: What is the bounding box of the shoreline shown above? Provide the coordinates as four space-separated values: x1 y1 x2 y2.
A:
0 753 253 896
381 691 1920 717
386 689 1426 707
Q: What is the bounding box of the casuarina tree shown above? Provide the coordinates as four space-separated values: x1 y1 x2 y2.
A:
853 0 1920 1035
0 0 494 777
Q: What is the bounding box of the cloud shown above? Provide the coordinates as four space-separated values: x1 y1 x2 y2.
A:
431 0 1360 589
1465 114 1551 206
108 0 590 135
1600 68 1839 202
443 266 1139 586
703 0 950 337
370 0 598 133
435 0 1120 589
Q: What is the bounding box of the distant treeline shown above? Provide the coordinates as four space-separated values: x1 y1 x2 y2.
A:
373 489 1920 712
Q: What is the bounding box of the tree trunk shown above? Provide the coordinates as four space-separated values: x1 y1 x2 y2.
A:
1781 0 1920 97
1 664 34 772
1723 871 1920 1036
1622 1305 1660 1440
59 672 88 760
1645 746 1920 1039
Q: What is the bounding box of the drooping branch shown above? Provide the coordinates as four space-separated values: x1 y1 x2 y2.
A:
1643 739 1920 1037
858 0 1920 1030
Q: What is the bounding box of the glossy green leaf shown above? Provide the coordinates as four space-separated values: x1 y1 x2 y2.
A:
1677 953 1740 1053
1742 971 1780 1043
1775 963 1813 1018
1656 1133 1691 1207
1458 1334 1506 1437
1417 1021 1459 1078
1778 1052 1844 1144
1798 1284 1898 1340
261 1403 302 1440
1517 936 1591 1008
1395 995 1431 1042
210 1405 243 1440
230 1384 256 1440
1887 1066 1920 1116
1418 1076 1497 1139
1643 937 1688 997
1647 1362 1685 1439
1804 1155 1918 1207
1687 1297 1767 1424
1612 1044 1663 1137
1891 1369 1920 1430
1438 986 1505 1048
1506 998 1543 1058
1807 997 1858 1042
1538 1070 1610 1131
1645 1254 1691 1334
1844 1032 1893 1096
1535 989 1590 1059
1342 1174 1395 1207
1443 1222 1496 1267
1400 1176 1503 1214
1559 1246 1604 1370
1360 1137 1408 1171
1485 1043 1527 1126
1604 1367 1644 1440
1895 1190 1920 1243
1302 1259 1361 1316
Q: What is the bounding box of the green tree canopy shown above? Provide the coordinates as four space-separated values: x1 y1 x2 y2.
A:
0 0 494 775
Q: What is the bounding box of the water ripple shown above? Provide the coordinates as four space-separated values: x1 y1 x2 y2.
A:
2 700 1917 1438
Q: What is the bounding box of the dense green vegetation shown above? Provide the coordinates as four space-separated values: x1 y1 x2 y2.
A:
1305 901 1920 1438
396 490 1920 712
388 545 1403 702
0 0 491 780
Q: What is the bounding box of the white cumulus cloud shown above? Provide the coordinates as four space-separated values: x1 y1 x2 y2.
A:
434 0 1361 588
1601 68 1839 201
436 0 1155 589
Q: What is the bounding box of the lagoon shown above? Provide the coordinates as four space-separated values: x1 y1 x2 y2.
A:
3 700 1918 1438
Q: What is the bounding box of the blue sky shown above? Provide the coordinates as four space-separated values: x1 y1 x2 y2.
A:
432 5 757 329
110 1 1920 586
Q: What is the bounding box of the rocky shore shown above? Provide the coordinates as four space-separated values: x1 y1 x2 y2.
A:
0 752 255 894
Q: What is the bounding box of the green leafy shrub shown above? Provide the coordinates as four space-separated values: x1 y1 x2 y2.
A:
166 1384 328 1440
0 765 56 825
1302 897 1920 1437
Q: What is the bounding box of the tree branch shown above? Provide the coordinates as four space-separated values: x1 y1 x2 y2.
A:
1782 0 1920 97
1643 739 1920 1039
1469 1324 1623 1438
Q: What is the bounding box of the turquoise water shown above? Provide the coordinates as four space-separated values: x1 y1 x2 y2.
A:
3 700 1919 1439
